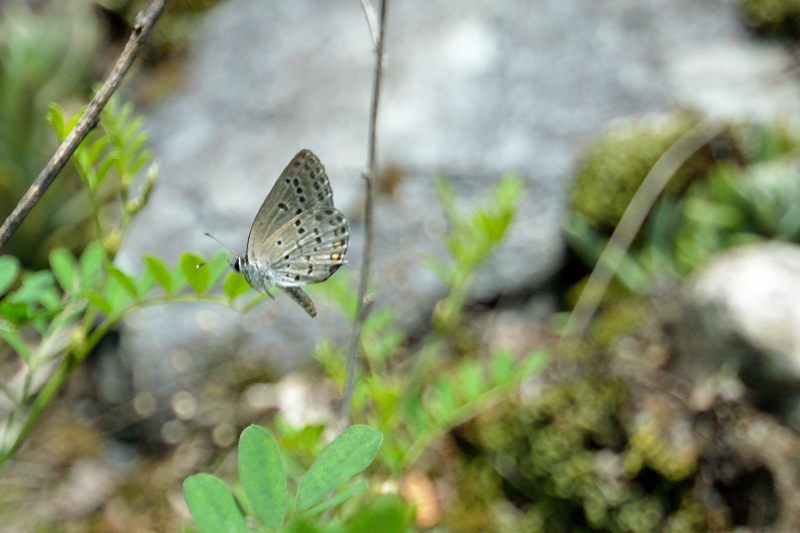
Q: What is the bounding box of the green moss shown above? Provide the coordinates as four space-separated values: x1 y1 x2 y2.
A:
588 295 650 349
570 113 713 230
742 0 800 38
452 303 709 532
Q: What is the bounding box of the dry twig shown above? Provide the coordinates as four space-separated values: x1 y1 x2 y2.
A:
341 0 388 420
0 0 170 249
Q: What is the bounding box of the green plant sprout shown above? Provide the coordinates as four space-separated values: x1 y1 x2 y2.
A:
312 175 548 474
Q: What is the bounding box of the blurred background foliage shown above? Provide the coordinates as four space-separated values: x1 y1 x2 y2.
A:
567 116 800 293
742 0 800 38
0 0 219 269
0 0 101 268
95 0 222 63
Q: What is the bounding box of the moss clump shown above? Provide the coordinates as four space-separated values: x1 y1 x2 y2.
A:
473 373 706 532
570 113 713 231
742 0 800 38
589 295 651 349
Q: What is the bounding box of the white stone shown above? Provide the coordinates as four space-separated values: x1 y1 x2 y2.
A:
675 242 800 426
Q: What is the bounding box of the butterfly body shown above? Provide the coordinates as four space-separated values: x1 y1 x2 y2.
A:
230 149 349 318
231 254 276 292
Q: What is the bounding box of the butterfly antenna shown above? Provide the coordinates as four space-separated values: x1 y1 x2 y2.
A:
203 232 235 253
198 233 236 269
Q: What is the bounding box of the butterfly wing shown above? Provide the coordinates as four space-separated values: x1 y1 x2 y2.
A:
258 206 349 287
247 149 335 263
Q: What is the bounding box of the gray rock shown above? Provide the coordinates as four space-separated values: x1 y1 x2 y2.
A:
673 242 800 429
667 41 800 120
111 0 792 435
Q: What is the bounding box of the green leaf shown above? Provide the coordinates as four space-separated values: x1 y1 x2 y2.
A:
84 290 112 314
46 103 67 140
345 494 413 533
49 248 78 293
284 519 340 533
304 479 368 518
404 394 434 435
0 300 31 324
296 425 382 511
206 254 230 290
103 274 134 315
0 256 20 296
180 252 211 294
490 349 516 384
87 136 110 167
79 242 105 290
136 267 156 296
10 272 57 307
429 379 457 421
143 255 172 293
183 474 249 533
97 156 116 184
238 425 287 530
171 263 189 293
129 133 148 159
223 272 250 301
131 150 151 174
107 266 138 299
459 359 486 399
0 320 31 361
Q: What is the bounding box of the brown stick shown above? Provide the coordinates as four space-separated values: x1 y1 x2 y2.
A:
341 0 388 420
0 0 170 249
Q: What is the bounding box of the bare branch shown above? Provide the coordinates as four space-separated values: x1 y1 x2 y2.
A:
341 0 388 420
562 118 724 339
0 0 170 249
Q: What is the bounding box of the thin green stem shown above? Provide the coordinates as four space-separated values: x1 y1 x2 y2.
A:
0 354 72 465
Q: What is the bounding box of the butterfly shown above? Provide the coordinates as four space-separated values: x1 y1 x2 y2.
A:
227 149 349 317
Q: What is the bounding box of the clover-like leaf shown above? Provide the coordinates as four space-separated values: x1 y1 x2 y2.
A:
296 425 382 512
183 474 249 533
238 425 288 529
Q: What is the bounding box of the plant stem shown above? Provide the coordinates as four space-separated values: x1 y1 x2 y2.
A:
341 0 388 422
